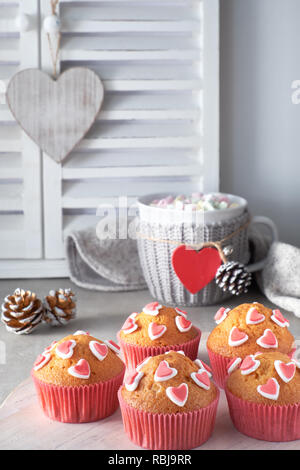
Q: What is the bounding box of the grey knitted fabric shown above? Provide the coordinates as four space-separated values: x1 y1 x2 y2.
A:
257 242 300 318
137 211 251 306
65 226 147 291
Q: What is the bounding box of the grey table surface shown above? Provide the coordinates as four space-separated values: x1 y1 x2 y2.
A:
0 279 300 406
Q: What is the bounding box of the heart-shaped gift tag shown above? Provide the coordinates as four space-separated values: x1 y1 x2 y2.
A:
172 246 222 294
6 68 104 163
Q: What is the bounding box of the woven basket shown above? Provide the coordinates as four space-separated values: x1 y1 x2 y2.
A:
137 207 251 307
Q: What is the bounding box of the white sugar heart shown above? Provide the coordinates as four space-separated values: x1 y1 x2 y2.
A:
6 68 104 163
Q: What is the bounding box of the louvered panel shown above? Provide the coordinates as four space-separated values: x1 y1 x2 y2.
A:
41 0 219 260
0 0 42 259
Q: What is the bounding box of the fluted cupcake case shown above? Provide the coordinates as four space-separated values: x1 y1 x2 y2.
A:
32 368 125 423
118 388 219 450
118 327 201 370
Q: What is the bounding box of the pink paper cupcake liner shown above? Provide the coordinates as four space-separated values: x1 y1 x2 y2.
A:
32 367 125 423
118 327 201 370
207 347 233 389
225 385 300 442
118 387 219 450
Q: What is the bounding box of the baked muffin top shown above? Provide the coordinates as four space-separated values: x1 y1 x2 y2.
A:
121 350 218 414
118 302 199 347
207 303 294 358
226 351 300 406
32 331 124 387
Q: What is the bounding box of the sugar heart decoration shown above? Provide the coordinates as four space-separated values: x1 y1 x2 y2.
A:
136 356 152 371
122 317 138 334
68 359 90 379
73 330 90 336
240 355 260 375
175 315 192 333
246 307 265 325
124 371 144 391
257 378 280 400
56 339 76 359
214 307 230 325
271 309 290 328
194 359 213 377
228 327 249 347
154 360 178 382
227 357 242 374
34 353 51 371
148 322 167 340
274 360 296 383
143 302 162 316
172 246 222 294
175 307 188 318
191 370 211 390
256 329 278 349
89 341 108 361
104 339 120 354
166 383 189 407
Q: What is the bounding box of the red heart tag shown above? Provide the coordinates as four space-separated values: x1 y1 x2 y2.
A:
172 246 222 294
166 383 188 406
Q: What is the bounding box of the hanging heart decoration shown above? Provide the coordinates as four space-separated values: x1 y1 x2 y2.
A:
171 246 222 294
6 67 104 163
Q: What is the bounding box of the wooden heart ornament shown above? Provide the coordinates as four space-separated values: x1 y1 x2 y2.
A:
6 68 104 163
171 246 222 294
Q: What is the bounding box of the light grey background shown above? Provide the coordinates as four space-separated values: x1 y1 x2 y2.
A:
220 0 300 247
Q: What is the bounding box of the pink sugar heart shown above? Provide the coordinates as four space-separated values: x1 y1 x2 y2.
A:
191 370 210 390
257 329 278 349
143 301 162 316
227 357 242 374
56 339 76 359
175 307 188 318
105 339 120 354
175 315 192 332
271 309 289 327
246 307 265 325
89 341 108 361
68 359 90 379
228 327 248 347
154 360 177 382
166 383 188 407
240 355 260 375
274 360 296 383
34 353 51 371
257 378 280 400
124 370 144 391
148 322 167 340
214 307 229 324
122 316 138 334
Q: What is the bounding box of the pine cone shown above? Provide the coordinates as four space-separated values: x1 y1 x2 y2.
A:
1 288 44 334
215 261 252 296
44 289 76 326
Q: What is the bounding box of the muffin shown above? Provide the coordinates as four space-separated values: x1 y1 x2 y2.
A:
32 331 124 423
117 302 201 368
118 351 219 449
207 303 294 388
225 351 300 441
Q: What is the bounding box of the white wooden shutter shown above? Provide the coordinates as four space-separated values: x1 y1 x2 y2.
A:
41 0 219 260
0 0 42 259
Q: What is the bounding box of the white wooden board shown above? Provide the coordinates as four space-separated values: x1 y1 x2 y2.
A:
0 335 299 450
